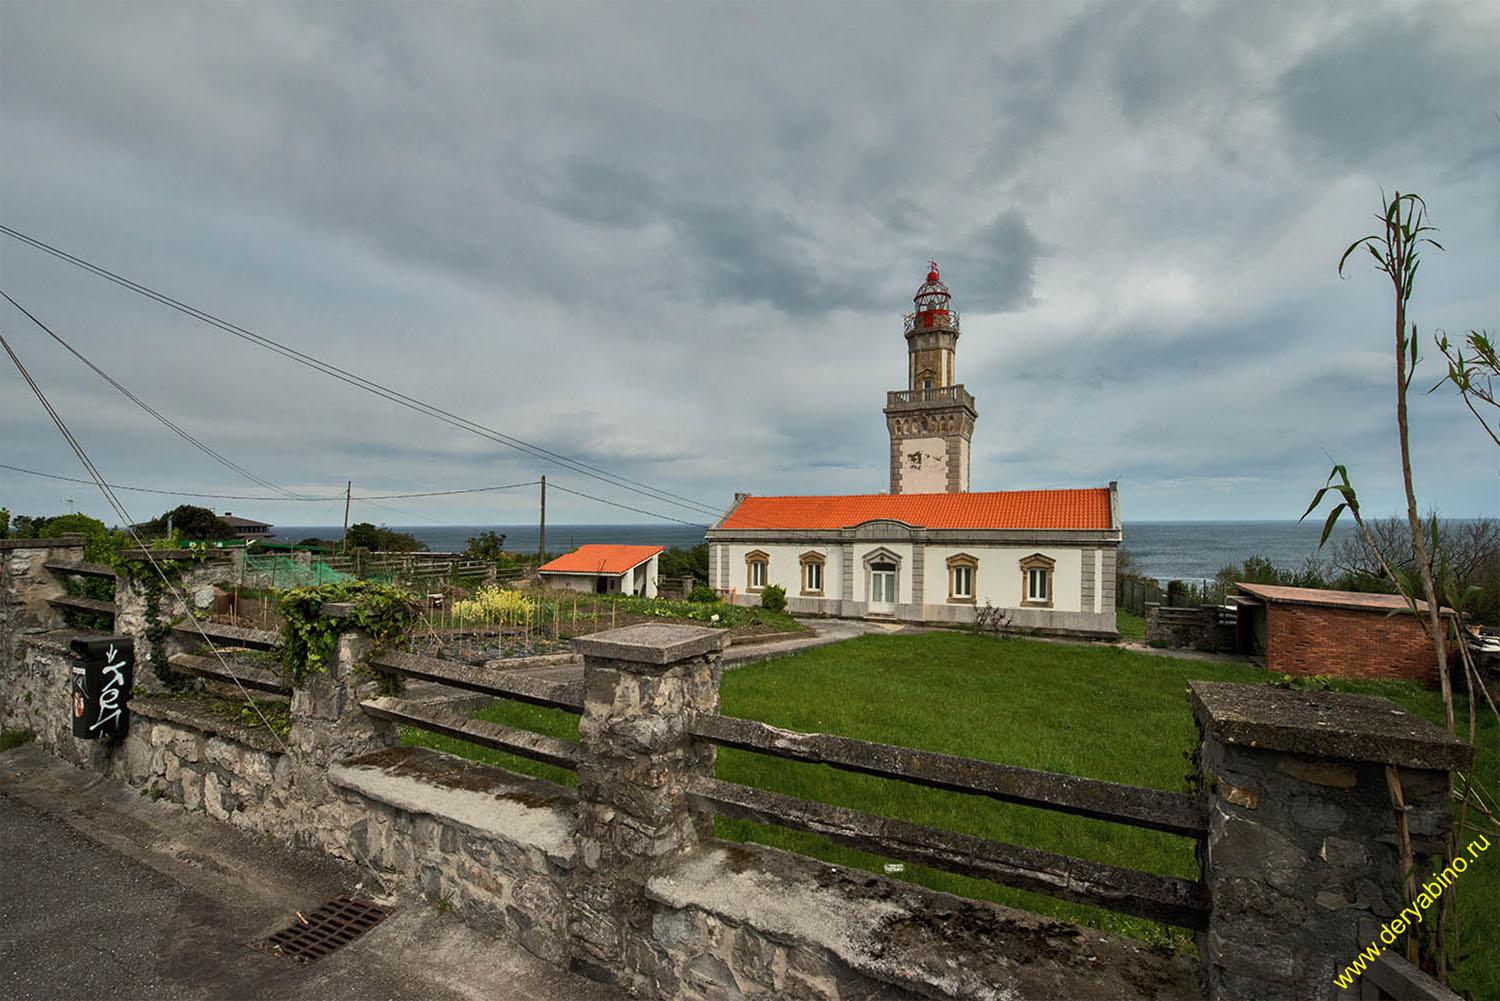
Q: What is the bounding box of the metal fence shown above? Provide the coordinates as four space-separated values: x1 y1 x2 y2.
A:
1119 577 1231 616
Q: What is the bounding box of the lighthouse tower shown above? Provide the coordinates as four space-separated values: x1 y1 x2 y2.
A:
883 263 978 494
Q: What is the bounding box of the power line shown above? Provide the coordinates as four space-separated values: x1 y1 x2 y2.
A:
547 480 708 527
0 288 311 501
0 463 539 502
0 324 290 752
0 225 727 520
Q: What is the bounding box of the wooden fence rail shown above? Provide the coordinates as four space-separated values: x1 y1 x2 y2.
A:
44 560 116 579
361 696 579 770
688 713 1207 839
365 644 1210 929
46 594 117 618
370 649 584 712
691 776 1209 929
167 652 291 695
172 621 282 649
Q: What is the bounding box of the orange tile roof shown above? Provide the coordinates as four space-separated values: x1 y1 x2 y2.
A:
539 544 664 575
714 489 1113 532
1235 583 1454 617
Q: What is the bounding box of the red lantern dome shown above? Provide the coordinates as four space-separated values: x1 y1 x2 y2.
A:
908 261 957 332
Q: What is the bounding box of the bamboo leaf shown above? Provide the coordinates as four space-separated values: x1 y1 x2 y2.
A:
1299 487 1329 522
1319 503 1347 546
1339 237 1373 276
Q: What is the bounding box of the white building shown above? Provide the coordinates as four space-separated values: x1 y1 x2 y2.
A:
705 264 1121 636
538 544 662 597
706 488 1120 635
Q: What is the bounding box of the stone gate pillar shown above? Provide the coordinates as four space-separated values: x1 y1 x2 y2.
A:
567 623 727 991
1189 681 1472 1000
287 603 397 768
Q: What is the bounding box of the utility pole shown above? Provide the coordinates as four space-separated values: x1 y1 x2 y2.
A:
341 480 352 553
539 475 546 564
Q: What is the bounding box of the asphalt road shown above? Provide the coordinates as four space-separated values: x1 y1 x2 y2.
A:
0 742 627 1001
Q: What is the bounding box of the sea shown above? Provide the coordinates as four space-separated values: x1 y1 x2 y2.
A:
268 520 1362 586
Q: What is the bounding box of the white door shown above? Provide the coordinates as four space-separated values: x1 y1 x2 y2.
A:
869 563 897 614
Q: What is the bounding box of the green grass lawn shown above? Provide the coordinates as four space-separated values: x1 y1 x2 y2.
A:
401 631 1497 994
1116 607 1146 639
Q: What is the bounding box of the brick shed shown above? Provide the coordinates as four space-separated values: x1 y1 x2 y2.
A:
1231 583 1454 685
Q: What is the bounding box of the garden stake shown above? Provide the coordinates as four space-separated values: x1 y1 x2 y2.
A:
1386 765 1421 965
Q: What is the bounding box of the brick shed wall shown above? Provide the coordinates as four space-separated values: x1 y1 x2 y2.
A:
1265 602 1440 684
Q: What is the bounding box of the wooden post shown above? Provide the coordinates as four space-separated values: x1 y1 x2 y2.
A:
539 475 546 564
341 480 351 553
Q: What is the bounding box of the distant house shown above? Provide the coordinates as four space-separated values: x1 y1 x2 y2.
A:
221 513 274 540
539 545 663 597
707 487 1121 635
1231 583 1455 684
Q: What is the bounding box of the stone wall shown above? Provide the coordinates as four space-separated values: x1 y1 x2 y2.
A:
656 576 697 601
113 550 240 688
0 541 1475 1001
0 537 83 690
1146 603 1238 653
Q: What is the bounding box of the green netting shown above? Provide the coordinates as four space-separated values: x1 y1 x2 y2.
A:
243 554 352 588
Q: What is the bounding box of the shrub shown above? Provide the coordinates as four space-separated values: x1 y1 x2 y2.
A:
451 586 536 625
464 530 507 560
760 584 787 612
344 522 427 552
688 583 720 604
279 579 415 683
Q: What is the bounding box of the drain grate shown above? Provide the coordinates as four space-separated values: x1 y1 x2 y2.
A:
263 896 392 961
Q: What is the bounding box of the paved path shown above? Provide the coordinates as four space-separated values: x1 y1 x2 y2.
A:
0 743 627 1001
478 618 910 692
722 616 911 668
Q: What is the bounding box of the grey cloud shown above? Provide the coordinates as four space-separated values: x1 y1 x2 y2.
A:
1276 7 1499 172
3 2 1496 525
935 211 1045 314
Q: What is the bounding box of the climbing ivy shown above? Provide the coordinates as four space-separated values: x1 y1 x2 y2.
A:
114 548 213 691
278 579 415 686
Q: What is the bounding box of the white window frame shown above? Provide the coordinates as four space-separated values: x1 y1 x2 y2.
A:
1019 553 1056 608
745 550 769 592
800 552 825 597
946 552 977 604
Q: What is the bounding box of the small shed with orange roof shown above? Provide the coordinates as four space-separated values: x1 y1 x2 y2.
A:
538 544 664 598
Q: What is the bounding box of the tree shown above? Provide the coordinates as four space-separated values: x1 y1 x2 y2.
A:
1305 192 1500 985
464 530 508 560
1322 515 1500 621
1307 192 1454 732
135 505 237 541
659 544 710 583
344 522 426 552
8 513 45 538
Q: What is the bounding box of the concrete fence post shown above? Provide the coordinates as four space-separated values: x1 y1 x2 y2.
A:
567 623 728 992
1189 681 1473 1000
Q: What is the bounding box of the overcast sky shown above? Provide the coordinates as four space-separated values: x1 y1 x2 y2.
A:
2 1 1496 534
